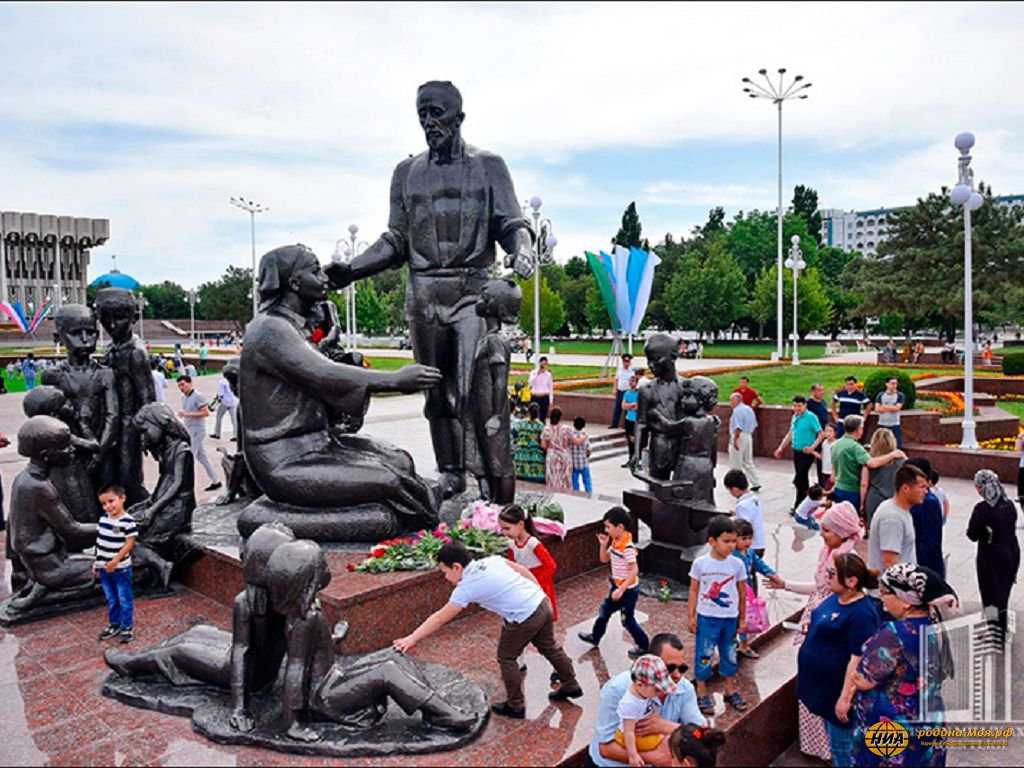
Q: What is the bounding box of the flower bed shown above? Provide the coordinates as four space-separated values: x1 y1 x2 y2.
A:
349 522 509 574
916 391 973 417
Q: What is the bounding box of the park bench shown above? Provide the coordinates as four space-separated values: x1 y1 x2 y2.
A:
825 341 849 356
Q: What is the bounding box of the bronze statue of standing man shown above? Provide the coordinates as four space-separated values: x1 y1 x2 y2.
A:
330 81 535 498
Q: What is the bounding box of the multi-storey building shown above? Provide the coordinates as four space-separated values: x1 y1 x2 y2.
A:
820 195 1024 257
0 210 109 311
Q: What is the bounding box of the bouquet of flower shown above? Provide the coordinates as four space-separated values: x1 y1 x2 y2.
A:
350 521 509 574
658 579 673 603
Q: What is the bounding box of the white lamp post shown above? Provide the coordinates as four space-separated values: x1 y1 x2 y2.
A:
784 234 806 365
187 289 198 349
334 225 369 351
229 196 268 321
527 196 557 365
950 131 984 450
742 68 812 360
136 293 146 345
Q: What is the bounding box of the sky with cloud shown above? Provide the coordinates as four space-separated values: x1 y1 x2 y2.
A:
2 1 1023 287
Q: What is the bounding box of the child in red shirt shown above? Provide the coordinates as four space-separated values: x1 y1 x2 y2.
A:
499 504 559 682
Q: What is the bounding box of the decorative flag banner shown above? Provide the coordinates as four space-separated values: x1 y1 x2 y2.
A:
0 300 29 332
28 299 54 333
584 246 661 334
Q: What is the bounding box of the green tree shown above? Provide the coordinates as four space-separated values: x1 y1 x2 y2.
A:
560 272 594 335
139 281 189 319
354 280 388 336
197 266 254 333
585 283 614 333
517 274 566 338
791 185 823 245
844 185 1024 340
664 240 747 338
749 264 832 339
564 255 589 280
613 201 648 250
816 246 862 339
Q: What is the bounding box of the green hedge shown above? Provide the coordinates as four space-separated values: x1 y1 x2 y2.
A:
1003 351 1024 376
863 368 917 410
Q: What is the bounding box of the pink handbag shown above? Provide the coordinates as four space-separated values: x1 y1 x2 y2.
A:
746 583 771 634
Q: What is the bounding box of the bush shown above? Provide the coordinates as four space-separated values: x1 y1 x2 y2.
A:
1003 351 1024 376
863 368 917 410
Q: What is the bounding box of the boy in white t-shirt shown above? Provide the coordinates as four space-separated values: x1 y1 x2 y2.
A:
688 516 748 715
614 654 678 766
816 422 837 490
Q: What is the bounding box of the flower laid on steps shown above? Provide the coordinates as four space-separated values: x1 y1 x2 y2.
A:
350 522 509 573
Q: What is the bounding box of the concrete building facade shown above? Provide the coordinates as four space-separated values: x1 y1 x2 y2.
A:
0 210 109 312
820 194 1024 257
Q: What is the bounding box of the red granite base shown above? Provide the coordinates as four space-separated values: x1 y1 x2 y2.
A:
181 511 606 654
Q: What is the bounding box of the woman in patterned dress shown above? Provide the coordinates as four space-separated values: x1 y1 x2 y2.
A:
771 501 863 762
512 402 546 483
540 406 573 491
851 563 958 767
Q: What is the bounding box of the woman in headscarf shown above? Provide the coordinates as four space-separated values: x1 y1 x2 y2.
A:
851 563 958 767
967 469 1021 640
771 501 863 762
239 245 444 541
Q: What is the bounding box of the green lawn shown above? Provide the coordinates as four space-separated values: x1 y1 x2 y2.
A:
998 400 1024 426
569 363 955 405
523 338 827 360
365 356 604 383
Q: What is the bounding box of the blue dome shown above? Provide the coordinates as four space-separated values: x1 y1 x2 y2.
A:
89 270 140 290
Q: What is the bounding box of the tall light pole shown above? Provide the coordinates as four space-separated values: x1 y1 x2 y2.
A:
950 131 984 450
333 225 369 351
742 68 811 359
229 196 268 320
136 293 146 345
187 289 198 349
527 196 557 366
784 235 806 365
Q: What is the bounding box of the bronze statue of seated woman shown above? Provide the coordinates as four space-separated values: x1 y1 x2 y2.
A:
236 244 444 543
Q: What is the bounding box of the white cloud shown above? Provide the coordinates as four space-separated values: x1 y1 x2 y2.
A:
0 1 1022 286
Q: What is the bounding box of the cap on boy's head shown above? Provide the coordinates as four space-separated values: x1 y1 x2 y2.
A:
723 469 749 491
17 415 71 459
95 287 138 314
602 506 631 528
631 654 678 694
708 515 736 540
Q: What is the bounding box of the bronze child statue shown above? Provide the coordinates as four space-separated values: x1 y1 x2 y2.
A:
466 279 522 504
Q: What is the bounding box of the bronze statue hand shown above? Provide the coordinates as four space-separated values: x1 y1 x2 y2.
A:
393 364 443 394
508 250 534 280
324 260 354 290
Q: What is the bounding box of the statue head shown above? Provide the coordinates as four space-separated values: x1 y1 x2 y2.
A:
18 415 73 466
241 521 296 588
54 304 99 358
23 385 75 425
677 376 718 417
266 539 332 619
644 333 679 379
416 80 464 158
257 244 326 312
95 288 138 342
476 278 522 326
133 401 191 453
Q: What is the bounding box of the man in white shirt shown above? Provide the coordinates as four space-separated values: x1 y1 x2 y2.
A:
150 358 167 403
394 541 580 719
209 372 239 441
610 354 634 428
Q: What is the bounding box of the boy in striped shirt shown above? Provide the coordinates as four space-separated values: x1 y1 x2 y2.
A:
94 484 137 643
578 506 650 659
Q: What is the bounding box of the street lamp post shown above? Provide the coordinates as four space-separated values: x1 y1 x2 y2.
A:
229 196 269 321
742 68 812 360
136 293 146 345
526 197 557 365
187 289 198 349
332 226 369 351
950 131 985 450
784 235 806 365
